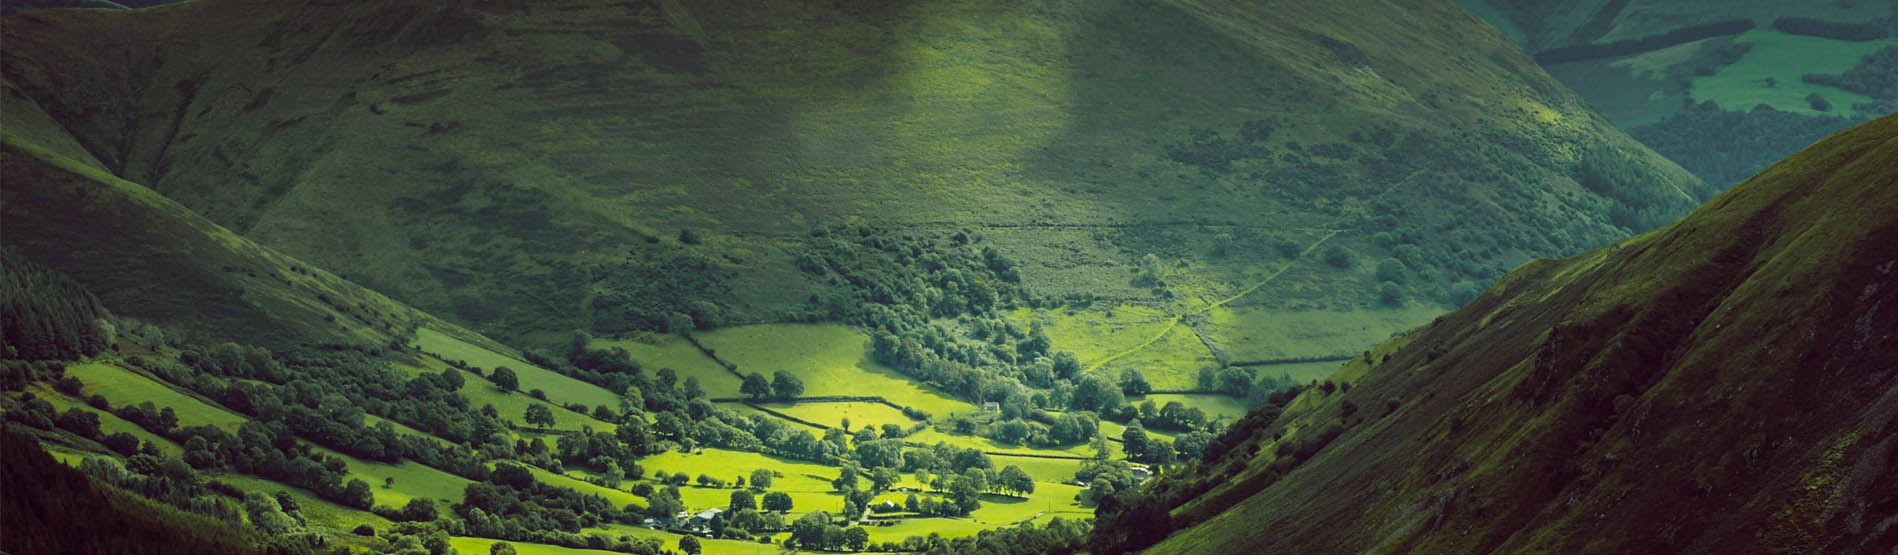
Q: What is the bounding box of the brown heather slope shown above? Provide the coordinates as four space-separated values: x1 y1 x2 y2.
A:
1 0 1704 343
1144 114 1898 553
0 131 484 350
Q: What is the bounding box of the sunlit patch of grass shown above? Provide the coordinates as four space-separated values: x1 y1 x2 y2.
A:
590 333 742 397
1690 30 1894 114
414 328 622 409
695 324 974 416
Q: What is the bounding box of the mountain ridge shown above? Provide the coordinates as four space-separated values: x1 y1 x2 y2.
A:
1136 113 1898 554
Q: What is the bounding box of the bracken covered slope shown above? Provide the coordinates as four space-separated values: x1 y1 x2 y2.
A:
2 0 1704 342
1147 114 1898 553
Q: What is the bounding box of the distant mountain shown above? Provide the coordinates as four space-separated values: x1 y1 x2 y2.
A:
1121 114 1898 553
1457 0 1898 187
1 0 1705 346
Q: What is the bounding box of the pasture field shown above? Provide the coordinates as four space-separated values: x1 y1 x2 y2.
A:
65 362 246 430
215 474 391 532
716 402 825 430
414 328 622 409
1084 322 1219 390
764 401 918 431
1690 30 1894 115
640 448 847 494
528 466 645 509
592 524 785 555
1140 393 1252 421
1013 304 1175 369
694 324 974 416
863 484 1089 543
905 427 1099 458
1197 304 1439 363
589 334 744 398
33 387 182 454
306 444 474 508
449 537 626 555
988 454 1086 483
392 361 617 433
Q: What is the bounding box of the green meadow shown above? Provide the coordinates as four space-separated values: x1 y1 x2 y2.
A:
765 401 918 431
414 328 623 409
1690 30 1896 114
589 333 745 398
695 324 976 416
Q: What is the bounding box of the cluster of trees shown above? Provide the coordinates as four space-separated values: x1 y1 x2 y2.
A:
1771 17 1889 41
1803 46 1898 101
0 426 294 555
787 511 872 551
1533 20 1755 64
740 370 803 401
1091 383 1323 554
455 462 630 541
0 250 114 361
1629 101 1860 189
587 250 731 334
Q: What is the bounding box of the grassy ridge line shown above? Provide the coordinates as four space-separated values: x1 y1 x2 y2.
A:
1085 230 1342 374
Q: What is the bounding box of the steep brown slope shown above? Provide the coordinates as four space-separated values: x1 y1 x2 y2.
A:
1 0 1703 344
1144 114 1898 553
0 131 476 349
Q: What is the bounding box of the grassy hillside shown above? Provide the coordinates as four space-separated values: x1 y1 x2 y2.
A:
2 0 1704 352
1131 114 1898 553
0 132 471 349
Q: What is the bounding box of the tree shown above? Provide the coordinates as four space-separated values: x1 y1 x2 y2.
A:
1323 244 1354 268
1051 352 1081 379
1122 425 1151 462
998 465 1034 497
844 526 870 551
831 464 859 492
343 478 375 510
490 542 517 555
489 367 519 391
1378 281 1405 306
762 491 794 512
678 535 701 555
523 404 555 429
730 489 757 511
750 468 773 489
791 512 831 548
741 373 771 401
771 371 804 400
1120 368 1152 396
1375 258 1407 283
401 498 438 522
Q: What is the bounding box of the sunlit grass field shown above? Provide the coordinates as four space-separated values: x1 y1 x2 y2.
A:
1141 393 1252 421
34 386 183 454
1690 30 1895 115
589 333 744 397
765 401 918 431
695 324 975 416
392 360 617 433
65 363 245 430
415 328 622 409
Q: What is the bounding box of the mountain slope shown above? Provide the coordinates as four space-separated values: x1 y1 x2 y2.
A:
0 131 477 349
1 0 1704 345
1141 114 1898 553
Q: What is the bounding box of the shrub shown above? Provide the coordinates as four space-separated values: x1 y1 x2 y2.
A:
1374 258 1406 283
1323 245 1354 268
1806 93 1832 112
